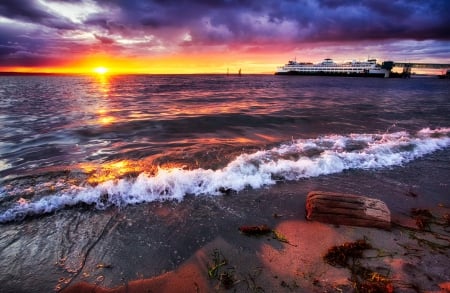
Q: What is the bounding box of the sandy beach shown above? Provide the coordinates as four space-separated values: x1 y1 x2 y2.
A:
1 153 449 293
60 191 450 293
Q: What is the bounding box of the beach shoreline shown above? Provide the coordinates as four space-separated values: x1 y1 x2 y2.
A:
0 151 449 293
60 185 450 293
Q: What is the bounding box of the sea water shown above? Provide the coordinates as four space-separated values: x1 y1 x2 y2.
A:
0 74 449 222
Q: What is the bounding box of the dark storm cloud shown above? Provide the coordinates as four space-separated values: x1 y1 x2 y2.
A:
0 51 64 67
0 31 65 67
0 0 51 22
311 0 450 41
4 0 450 43
87 0 450 48
0 0 449 68
0 44 20 57
0 25 38 61
0 0 76 30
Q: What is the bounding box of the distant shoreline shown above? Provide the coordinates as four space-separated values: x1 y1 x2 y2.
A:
0 71 69 76
0 71 444 77
0 72 270 76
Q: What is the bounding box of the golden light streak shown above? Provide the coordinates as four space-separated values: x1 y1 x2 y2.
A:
98 116 115 125
0 51 288 74
1 48 448 75
80 160 145 185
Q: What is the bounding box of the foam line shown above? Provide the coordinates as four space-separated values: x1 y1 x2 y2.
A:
1 127 449 223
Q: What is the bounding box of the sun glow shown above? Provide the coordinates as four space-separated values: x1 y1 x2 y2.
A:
94 66 108 74
80 160 145 185
1 51 288 74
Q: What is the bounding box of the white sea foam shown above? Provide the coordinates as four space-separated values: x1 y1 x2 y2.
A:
1 127 449 223
0 159 11 172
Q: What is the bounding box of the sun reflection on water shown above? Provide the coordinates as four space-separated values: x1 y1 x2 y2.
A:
80 160 146 185
79 159 192 185
91 73 119 126
98 115 116 125
95 74 110 97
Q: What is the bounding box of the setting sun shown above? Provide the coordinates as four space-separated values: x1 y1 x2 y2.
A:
94 66 108 74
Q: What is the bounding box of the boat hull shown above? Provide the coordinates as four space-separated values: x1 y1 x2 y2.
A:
275 71 386 78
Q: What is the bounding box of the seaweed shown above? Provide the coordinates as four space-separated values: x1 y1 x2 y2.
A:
272 230 297 247
324 239 372 267
239 225 296 246
411 208 433 231
207 249 228 279
219 271 235 290
207 249 238 290
411 208 433 218
408 232 450 252
272 230 289 243
356 280 394 293
238 225 271 235
324 239 393 293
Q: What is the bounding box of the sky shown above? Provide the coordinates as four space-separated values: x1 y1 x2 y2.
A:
0 0 449 74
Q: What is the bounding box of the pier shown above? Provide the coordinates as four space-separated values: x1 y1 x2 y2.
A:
386 62 450 77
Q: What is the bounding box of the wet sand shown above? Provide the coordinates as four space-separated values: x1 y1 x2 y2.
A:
1 153 449 293
64 213 450 293
60 190 450 293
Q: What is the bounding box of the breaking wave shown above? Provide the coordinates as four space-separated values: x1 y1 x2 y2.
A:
1 127 449 223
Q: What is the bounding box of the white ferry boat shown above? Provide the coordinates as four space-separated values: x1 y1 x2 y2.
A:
275 58 390 77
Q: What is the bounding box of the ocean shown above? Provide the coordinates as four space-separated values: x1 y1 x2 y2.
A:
1 74 450 292
0 74 449 223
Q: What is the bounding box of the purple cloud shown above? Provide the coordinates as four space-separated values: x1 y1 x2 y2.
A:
94 34 115 45
0 0 76 30
0 0 448 68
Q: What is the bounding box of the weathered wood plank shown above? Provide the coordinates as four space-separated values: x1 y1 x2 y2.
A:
306 191 391 229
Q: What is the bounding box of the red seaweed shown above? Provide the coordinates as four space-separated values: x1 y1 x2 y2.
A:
238 225 271 235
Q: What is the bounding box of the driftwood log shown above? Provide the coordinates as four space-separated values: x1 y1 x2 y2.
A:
306 191 391 230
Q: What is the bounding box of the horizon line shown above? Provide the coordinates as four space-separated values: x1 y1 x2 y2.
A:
0 71 275 76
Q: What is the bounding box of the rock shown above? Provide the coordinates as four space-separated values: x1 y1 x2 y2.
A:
305 191 391 230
